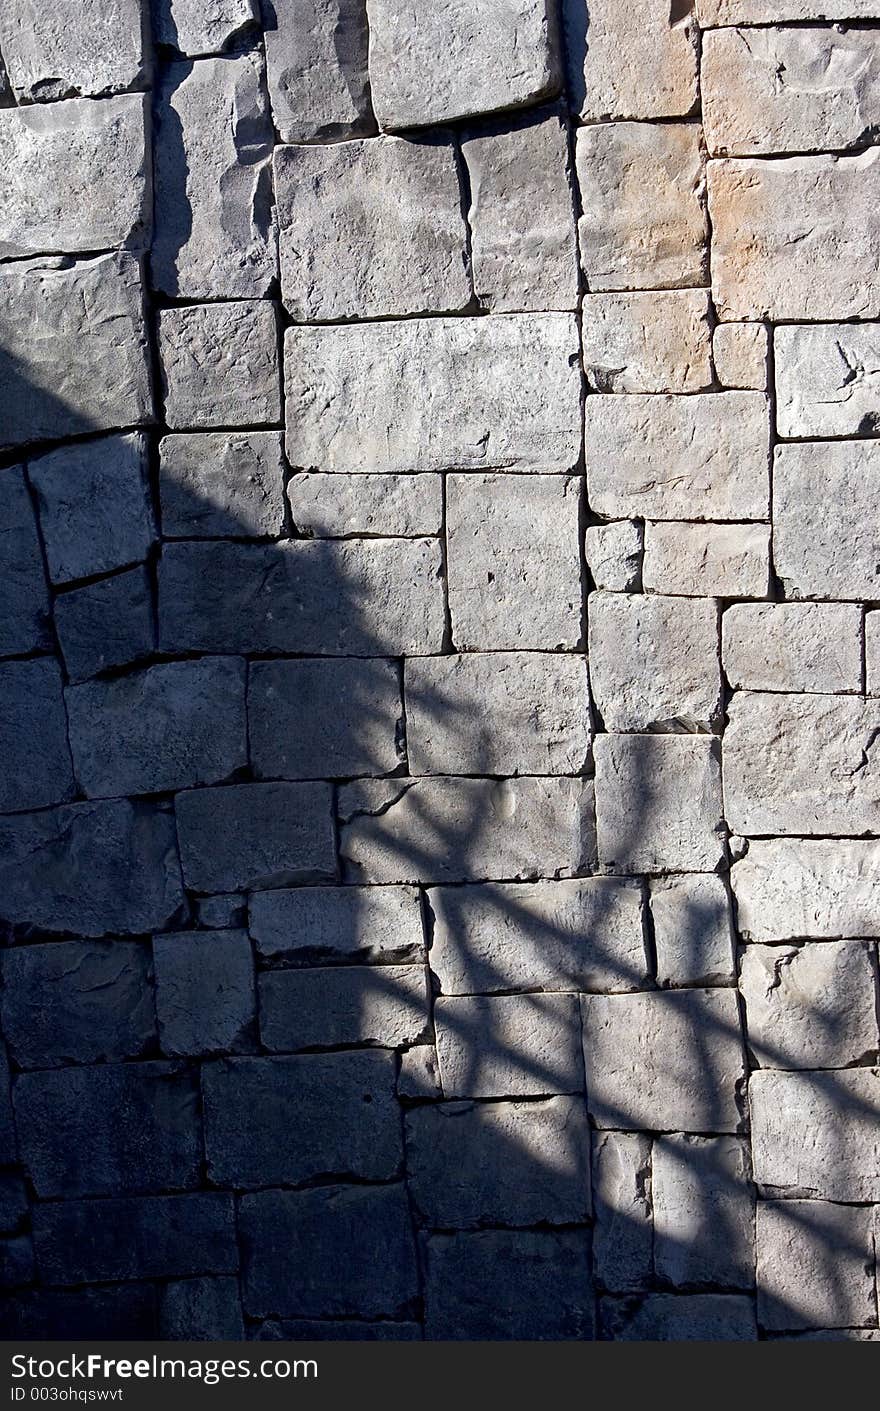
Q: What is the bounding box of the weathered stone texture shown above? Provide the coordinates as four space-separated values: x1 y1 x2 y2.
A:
158 302 280 429
434 993 583 1098
288 473 443 539
775 322 880 438
750 1068 880 1201
0 659 74 813
563 0 698 121
160 1278 245 1341
152 0 258 56
651 874 736 988
262 0 374 143
722 603 861 694
756 1201 877 1332
594 735 725 873
713 321 768 391
643 522 771 599
0 468 51 659
259 965 429 1051
160 432 286 539
582 290 713 393
732 839 880 941
154 931 256 1057
584 520 643 592
54 567 154 683
773 441 880 600
175 782 336 893
249 885 424 966
653 1136 755 1289
0 0 148 101
697 0 876 18
591 1132 652 1292
739 941 879 1070
600 1293 757 1341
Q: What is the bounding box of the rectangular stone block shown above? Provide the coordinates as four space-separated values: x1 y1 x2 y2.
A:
175 782 336 893
868 613 880 696
259 965 429 1051
697 0 876 18
591 1132 653 1292
643 521 771 598
713 321 768 390
405 652 590 775
154 931 255 1058
584 519 643 592
263 0 375 143
288 472 443 538
202 1052 401 1187
708 152 880 320
582 290 712 393
338 776 596 884
750 1068 879 1201
0 1287 158 1340
594 735 725 874
775 323 880 439
600 1293 757 1341
0 658 74 812
653 1135 755 1289
66 658 247 798
249 658 403 781
0 94 150 257
576 122 707 291
159 432 286 538
429 878 649 996
446 474 582 650
434 993 583 1098
158 302 281 429
732 838 880 941
152 0 258 56
406 1097 591 1227
773 441 880 600
0 468 51 659
756 1201 876 1333
159 1278 245 1341
722 603 861 694
249 885 424 966
54 566 154 683
285 314 581 475
651 874 736 988
0 0 148 100
581 989 745 1131
564 0 697 123
158 538 445 656
585 392 770 521
739 941 879 1070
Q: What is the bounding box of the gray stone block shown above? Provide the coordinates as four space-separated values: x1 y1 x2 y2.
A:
563 0 697 121
713 321 768 390
158 302 281 429
582 290 713 393
154 930 255 1057
196 894 246 929
584 521 643 593
740 941 879 1071
722 602 862 694
434 993 583 1098
756 1201 876 1332
653 1135 755 1289
594 734 725 874
750 1068 880 1201
152 0 258 54
288 472 443 539
0 468 51 659
732 838 880 942
775 322 880 439
591 1132 653 1293
0 0 148 100
263 0 375 143
249 885 424 966
54 567 154 683
600 1293 757 1340
0 658 74 813
651 874 736 988
259 965 429 1051
398 1044 442 1100
773 440 880 600
160 432 286 539
642 521 771 599
160 1278 245 1341
175 782 335 893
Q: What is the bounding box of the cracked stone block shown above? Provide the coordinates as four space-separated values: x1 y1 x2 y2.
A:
285 314 581 475
1 940 154 1069
158 302 280 429
406 1097 591 1227
0 95 150 258
0 800 184 938
600 1293 757 1340
725 691 880 836
241 1184 418 1320
756 1201 876 1332
708 152 880 320
703 26 880 157
158 538 445 656
196 895 246 929
14 1062 200 1199
739 941 879 1070
713 321 768 390
643 521 771 599
750 1068 880 1201
651 874 735 989
582 290 713 393
722 603 861 694
0 468 51 659
249 658 403 781
588 592 721 733
733 839 880 941
366 0 562 130
202 1052 401 1187
33 1195 237 1286
562 0 697 121
594 735 725 874
288 473 443 539
0 659 74 813
775 323 880 438
591 1132 652 1293
155 931 255 1058
429 878 649 996
259 965 429 1051
582 989 745 1131
0 254 152 451
576 122 706 291
405 652 590 776
434 993 583 1098
447 474 582 650
0 0 148 100
398 1044 442 1099
152 0 258 55
585 392 770 521
424 1230 594 1340
275 136 468 321
0 1287 158 1340
54 567 154 684
653 1136 755 1289
175 782 336 893
585 521 643 593
153 54 276 299
774 441 880 601
461 110 578 313
339 776 596 884
249 885 424 966
159 432 286 539
0 1174 28 1235
160 1278 245 1341
66 657 247 799
263 0 375 143
29 433 153 587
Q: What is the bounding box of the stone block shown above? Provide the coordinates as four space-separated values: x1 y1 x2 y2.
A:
581 989 745 1131
732 839 880 941
158 302 281 429
0 1235 35 1288
651 874 736 988
739 941 879 1070
202 1052 401 1187
697 0 876 18
275 136 468 320
249 885 424 966
405 652 590 776
562 0 698 121
722 603 861 694
0 1174 27 1235
591 1132 653 1292
152 0 258 56
585 392 770 521
253 1319 421 1340
288 473 443 539
643 521 771 598
429 878 649 996
0 0 148 100
0 468 51 659
775 322 880 438
259 965 429 1051
750 1068 880 1201
600 1293 757 1340
249 658 403 780
434 993 584 1098
196 895 246 930
653 1135 755 1288
868 613 880 696
160 1278 245 1341
263 0 374 143
576 122 706 291
446 474 582 650
593 735 725 874
54 567 154 683
159 432 286 538
0 1286 158 1340
1 940 154 1069
774 441 880 601
154 931 255 1057
398 1044 442 1099
713 321 768 390
584 521 643 592
338 776 596 884
756 1201 876 1332
175 782 336 893
406 1097 591 1227
582 290 712 393
0 659 74 813
285 314 581 475
66 657 247 798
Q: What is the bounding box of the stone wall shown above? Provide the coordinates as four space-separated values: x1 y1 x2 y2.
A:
0 0 878 1341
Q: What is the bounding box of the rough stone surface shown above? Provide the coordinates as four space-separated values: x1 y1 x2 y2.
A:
591 1132 653 1293
0 0 148 100
756 1201 876 1331
739 941 879 1070
750 1068 880 1201
175 782 336 893
397 1045 442 1099
159 432 286 539
582 291 713 394
249 885 424 965
600 1293 757 1341
0 658 74 813
653 1136 755 1289
713 322 768 390
195 895 246 930
868 613 880 696
563 0 697 121
0 468 51 659
152 0 258 56
775 322 880 438
594 735 725 874
259 965 428 1051
159 1278 245 1341
288 473 443 539
584 521 643 592
697 0 877 18
722 603 861 694
732 838 880 941
651 874 736 988
773 441 880 601
158 302 281 429
434 993 583 1098
54 567 154 683
33 1195 236 1285
154 931 255 1057
262 0 375 143
643 522 771 599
